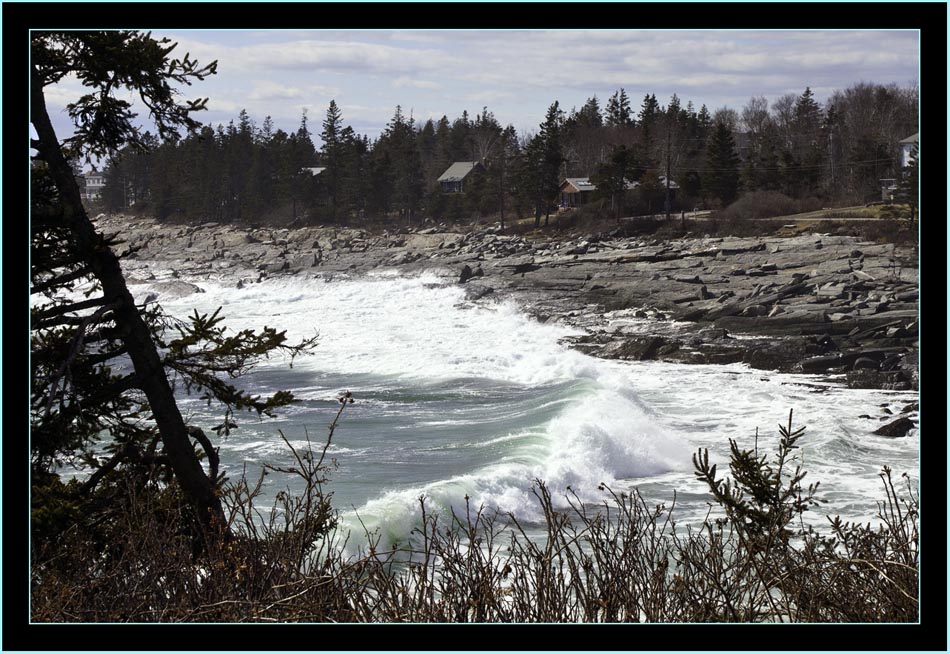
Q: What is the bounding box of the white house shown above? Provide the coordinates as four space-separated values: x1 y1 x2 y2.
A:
899 133 918 168
80 169 106 201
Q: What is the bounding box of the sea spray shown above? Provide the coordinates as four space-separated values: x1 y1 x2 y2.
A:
147 270 918 548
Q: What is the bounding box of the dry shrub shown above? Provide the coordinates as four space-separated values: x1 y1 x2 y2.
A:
31 409 918 623
716 192 822 222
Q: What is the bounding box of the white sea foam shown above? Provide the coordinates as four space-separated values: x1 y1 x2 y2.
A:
147 270 918 543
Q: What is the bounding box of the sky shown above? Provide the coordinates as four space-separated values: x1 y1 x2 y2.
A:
43 29 919 155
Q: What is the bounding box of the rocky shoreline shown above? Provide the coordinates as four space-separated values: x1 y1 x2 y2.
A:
101 213 919 411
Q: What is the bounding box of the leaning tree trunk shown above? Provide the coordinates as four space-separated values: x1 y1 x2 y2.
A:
30 65 226 535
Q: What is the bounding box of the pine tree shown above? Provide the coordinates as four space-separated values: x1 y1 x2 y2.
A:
30 31 312 544
378 105 424 224
703 118 741 206
605 88 633 127
788 87 823 195
895 142 918 225
638 93 661 166
591 144 638 222
537 101 565 226
578 96 603 128
320 100 346 221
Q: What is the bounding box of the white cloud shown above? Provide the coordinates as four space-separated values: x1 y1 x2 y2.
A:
247 81 304 101
41 29 918 142
392 76 441 90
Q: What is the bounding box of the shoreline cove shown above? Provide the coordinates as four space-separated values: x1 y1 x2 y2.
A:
97 214 919 541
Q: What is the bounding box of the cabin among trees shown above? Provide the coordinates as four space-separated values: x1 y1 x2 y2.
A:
95 82 917 228
559 175 679 209
438 161 485 193
559 177 599 207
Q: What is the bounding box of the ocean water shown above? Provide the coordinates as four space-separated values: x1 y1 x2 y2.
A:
139 269 919 547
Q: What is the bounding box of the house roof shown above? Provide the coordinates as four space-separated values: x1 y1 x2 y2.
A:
561 178 598 193
302 167 326 176
438 162 481 182
658 175 679 190
562 176 679 192
899 133 918 144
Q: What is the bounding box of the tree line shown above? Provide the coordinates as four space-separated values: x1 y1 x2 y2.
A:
96 82 917 227
31 32 919 626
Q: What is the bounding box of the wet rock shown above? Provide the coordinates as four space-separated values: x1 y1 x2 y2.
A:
741 304 769 317
459 264 475 284
846 369 883 389
567 243 589 255
259 259 289 273
852 357 879 370
603 336 666 361
465 285 495 301
802 354 850 373
872 416 916 438
144 280 204 299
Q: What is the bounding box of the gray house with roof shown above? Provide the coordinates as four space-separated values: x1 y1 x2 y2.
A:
438 161 484 193
899 133 918 168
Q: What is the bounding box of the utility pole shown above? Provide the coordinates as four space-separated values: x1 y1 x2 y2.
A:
499 156 505 232
829 127 836 190
665 128 672 221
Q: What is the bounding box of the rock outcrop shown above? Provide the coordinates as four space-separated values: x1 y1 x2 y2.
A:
98 214 919 392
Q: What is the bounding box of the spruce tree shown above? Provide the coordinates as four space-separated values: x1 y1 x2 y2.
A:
320 100 346 221
30 31 313 544
703 119 741 206
538 101 565 226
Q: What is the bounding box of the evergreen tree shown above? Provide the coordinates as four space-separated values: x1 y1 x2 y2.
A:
376 105 423 224
537 101 566 226
790 87 823 195
605 88 633 127
703 118 741 206
577 95 603 128
697 104 712 134
895 142 918 225
591 144 637 222
518 133 547 228
563 96 606 177
637 93 661 167
31 30 257 538
320 100 346 221
658 94 689 218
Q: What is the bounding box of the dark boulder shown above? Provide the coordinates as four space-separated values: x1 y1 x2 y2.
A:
603 336 667 361
846 369 883 389
852 357 880 370
872 416 916 438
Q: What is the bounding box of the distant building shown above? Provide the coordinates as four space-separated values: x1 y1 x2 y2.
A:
559 177 599 207
302 167 326 177
79 169 106 201
899 133 918 169
559 176 679 208
880 133 918 201
437 161 484 193
879 178 898 202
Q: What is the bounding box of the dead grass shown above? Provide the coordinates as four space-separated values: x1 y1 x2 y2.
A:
31 406 919 623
